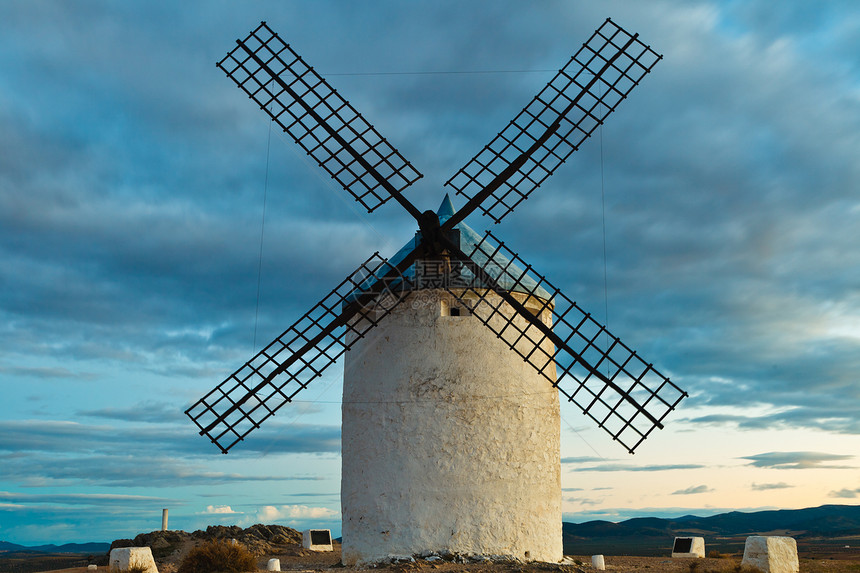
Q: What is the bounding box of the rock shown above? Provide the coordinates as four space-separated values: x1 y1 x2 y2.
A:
109 547 158 573
741 536 799 573
112 523 306 562
129 530 190 560
149 537 171 550
110 539 136 550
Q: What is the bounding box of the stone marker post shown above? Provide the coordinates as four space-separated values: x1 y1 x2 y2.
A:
161 508 168 531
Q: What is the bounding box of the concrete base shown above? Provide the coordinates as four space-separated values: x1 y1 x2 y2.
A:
591 554 605 570
671 537 705 558
302 529 333 552
741 536 799 573
266 558 281 571
108 547 158 573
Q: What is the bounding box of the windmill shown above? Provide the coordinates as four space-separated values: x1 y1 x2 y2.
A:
186 19 688 564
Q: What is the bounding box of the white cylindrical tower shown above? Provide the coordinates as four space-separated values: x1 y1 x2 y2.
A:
341 285 561 565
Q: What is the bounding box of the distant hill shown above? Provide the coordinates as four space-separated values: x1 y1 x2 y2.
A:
2 504 859 559
563 504 860 556
0 540 110 553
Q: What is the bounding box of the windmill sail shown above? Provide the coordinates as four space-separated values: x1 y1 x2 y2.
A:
444 18 661 225
218 21 422 213
185 253 411 453
195 19 685 458
444 231 687 453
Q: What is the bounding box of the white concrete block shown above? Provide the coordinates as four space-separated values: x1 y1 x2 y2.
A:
266 558 281 571
591 554 605 570
302 529 333 552
109 547 158 573
742 536 799 573
87 566 97 571
671 537 705 558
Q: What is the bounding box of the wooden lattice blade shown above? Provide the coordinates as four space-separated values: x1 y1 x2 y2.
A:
185 252 414 453
444 18 661 227
443 231 687 453
218 22 423 214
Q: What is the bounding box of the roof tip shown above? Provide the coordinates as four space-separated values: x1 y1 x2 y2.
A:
437 194 456 218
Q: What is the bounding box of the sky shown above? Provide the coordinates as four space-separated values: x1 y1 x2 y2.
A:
1 0 859 547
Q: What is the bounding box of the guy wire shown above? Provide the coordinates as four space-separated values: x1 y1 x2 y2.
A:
253 99 273 353
599 82 611 374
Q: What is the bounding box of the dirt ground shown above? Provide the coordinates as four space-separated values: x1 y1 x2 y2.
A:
33 546 860 573
26 527 860 573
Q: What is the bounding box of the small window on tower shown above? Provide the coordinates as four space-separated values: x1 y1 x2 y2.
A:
441 299 471 317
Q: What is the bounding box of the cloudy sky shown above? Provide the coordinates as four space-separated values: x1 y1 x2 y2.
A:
2 0 859 546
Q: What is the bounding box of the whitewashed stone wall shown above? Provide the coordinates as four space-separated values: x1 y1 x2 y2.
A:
341 289 562 565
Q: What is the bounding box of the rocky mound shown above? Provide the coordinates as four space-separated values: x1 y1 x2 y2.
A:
110 523 305 563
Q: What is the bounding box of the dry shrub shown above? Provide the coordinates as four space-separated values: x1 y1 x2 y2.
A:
110 559 151 573
177 540 257 573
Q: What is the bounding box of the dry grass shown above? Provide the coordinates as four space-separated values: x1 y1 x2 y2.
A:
110 564 150 573
176 540 257 573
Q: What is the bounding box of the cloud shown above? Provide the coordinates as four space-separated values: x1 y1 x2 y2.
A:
0 419 341 457
78 401 187 424
0 365 98 380
751 482 793 491
672 485 714 495
203 505 242 515
2 0 860 546
684 410 860 435
2 454 310 488
255 505 338 522
561 456 606 464
828 488 860 499
564 497 602 507
0 491 175 506
0 503 27 510
0 418 337 488
571 463 706 472
740 451 855 470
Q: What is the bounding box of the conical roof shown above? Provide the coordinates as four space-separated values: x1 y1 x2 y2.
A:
382 195 551 300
